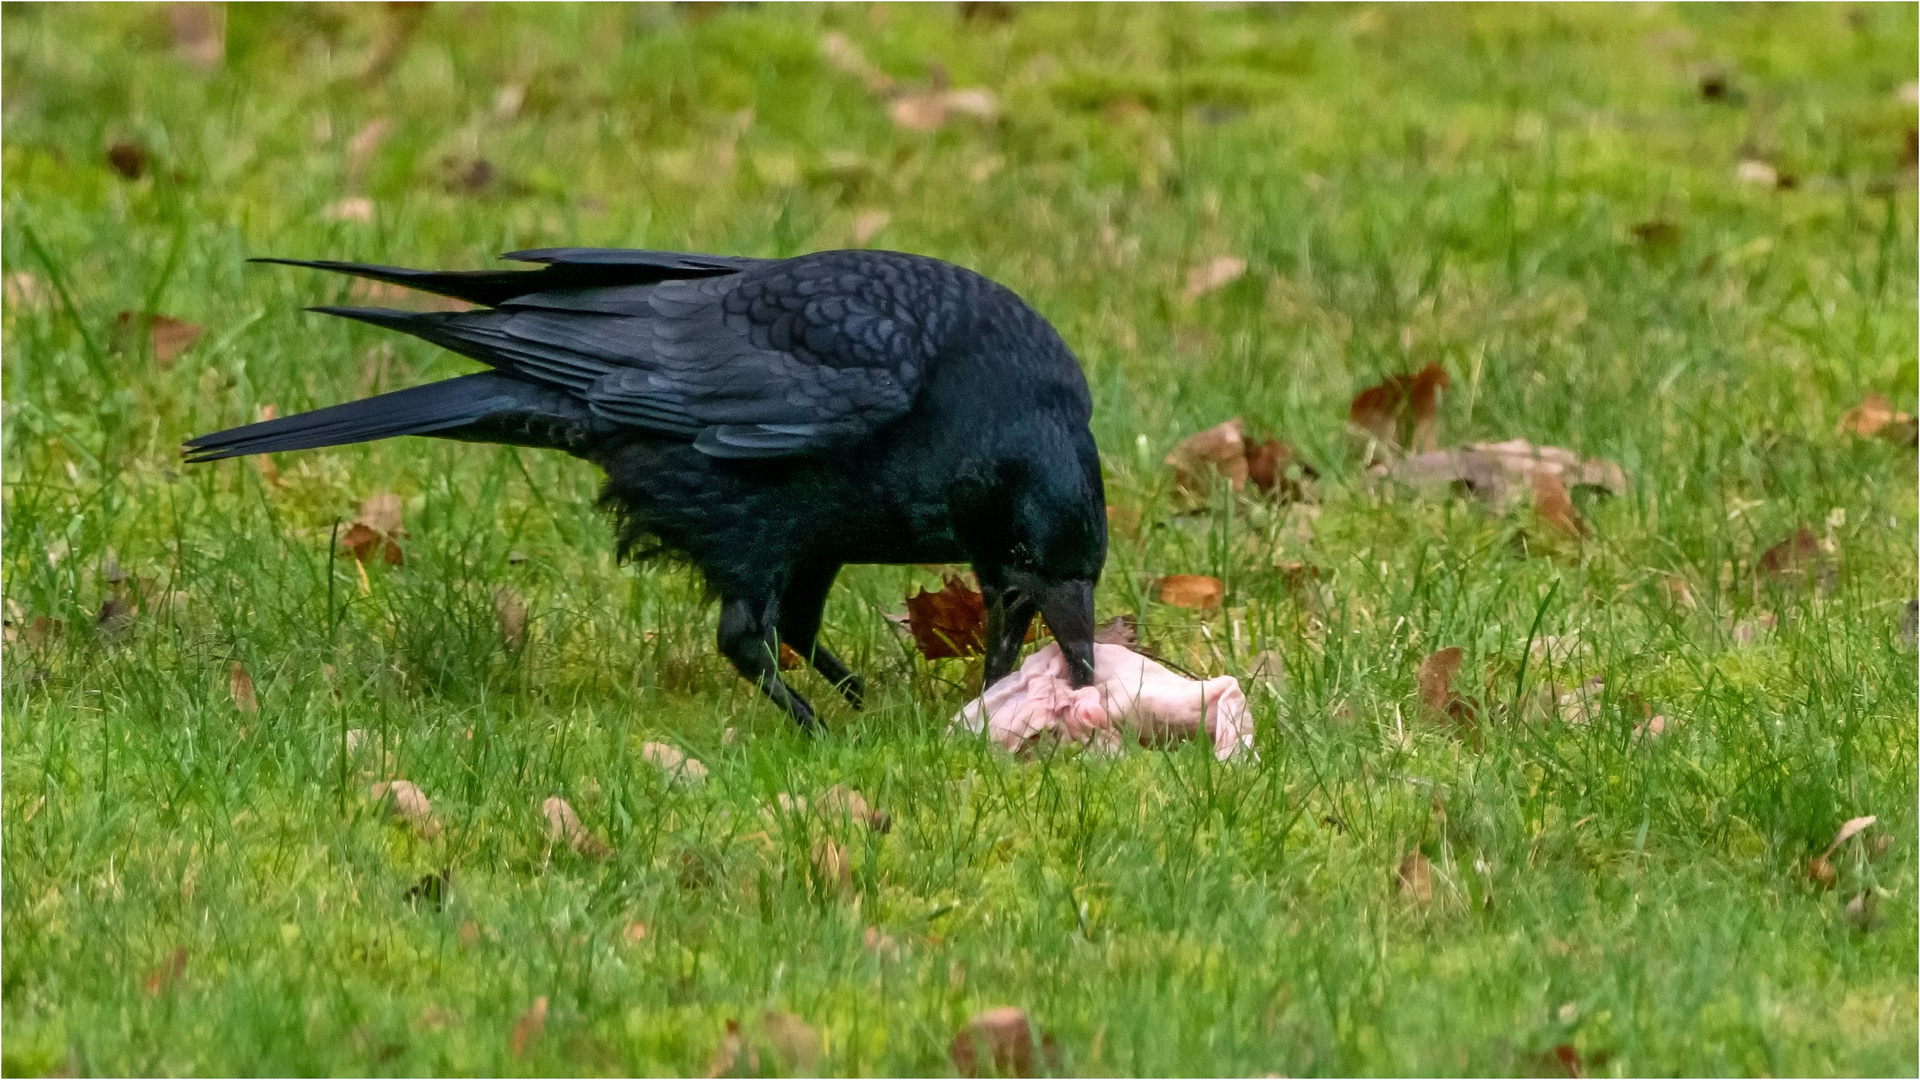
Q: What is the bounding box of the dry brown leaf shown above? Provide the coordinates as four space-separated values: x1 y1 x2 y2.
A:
341 493 406 565
1838 394 1919 446
1165 418 1250 502
1416 647 1463 719
1396 850 1434 905
323 196 375 223
1183 255 1247 299
811 837 854 898
168 3 224 70
641 741 708 785
1350 363 1449 456
1531 469 1586 540
1758 526 1835 591
1094 613 1137 646
1844 890 1877 931
370 779 438 837
852 208 890 245
820 783 891 832
1245 436 1315 500
1807 854 1838 888
494 587 527 651
622 921 648 945
141 946 189 996
1389 440 1625 506
510 995 548 1059
1105 503 1141 539
229 662 258 715
116 312 205 368
778 642 803 670
951 1007 1045 1078
1155 574 1224 610
541 795 610 859
106 140 148 179
905 575 988 658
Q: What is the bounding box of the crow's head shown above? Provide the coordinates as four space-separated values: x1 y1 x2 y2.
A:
959 426 1107 687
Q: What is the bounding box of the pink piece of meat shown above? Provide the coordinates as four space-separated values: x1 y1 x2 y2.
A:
953 643 1255 761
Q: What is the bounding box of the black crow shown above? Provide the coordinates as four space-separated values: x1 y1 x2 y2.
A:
186 248 1107 730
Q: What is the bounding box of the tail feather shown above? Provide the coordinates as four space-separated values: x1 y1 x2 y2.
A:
251 250 755 307
184 373 533 462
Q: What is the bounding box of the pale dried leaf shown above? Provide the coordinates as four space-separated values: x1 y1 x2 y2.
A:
1164 417 1249 500
1156 574 1224 609
323 196 375 223
359 493 404 535
852 208 890 245
541 795 610 858
941 87 999 119
168 3 224 70
820 31 893 93
1183 255 1247 299
370 779 438 837
642 741 708 785
346 118 391 184
811 837 853 898
1734 159 1778 186
494 587 528 651
1821 815 1878 859
759 1010 821 1073
890 92 949 131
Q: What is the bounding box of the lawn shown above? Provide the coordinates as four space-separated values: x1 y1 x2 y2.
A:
3 3 1916 1075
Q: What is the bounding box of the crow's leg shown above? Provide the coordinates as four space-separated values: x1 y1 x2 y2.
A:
777 563 864 708
980 582 1040 692
717 593 819 731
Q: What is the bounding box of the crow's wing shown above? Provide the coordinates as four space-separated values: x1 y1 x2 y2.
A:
255 248 768 308
318 251 967 459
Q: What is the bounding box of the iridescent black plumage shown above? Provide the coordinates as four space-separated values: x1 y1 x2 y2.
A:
187 248 1107 728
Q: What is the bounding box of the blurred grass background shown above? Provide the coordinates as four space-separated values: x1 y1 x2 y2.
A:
3 3 1916 1075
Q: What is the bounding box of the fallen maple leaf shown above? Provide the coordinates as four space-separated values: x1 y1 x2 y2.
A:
1350 363 1449 456
1838 393 1919 446
510 996 548 1059
1530 468 1586 540
541 795 610 859
905 575 988 658
1183 255 1247 299
1155 574 1224 610
229 662 258 714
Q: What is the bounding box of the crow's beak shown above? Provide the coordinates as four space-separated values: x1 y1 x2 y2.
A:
1034 578 1097 688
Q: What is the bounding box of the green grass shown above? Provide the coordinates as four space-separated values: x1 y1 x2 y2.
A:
4 3 1916 1075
